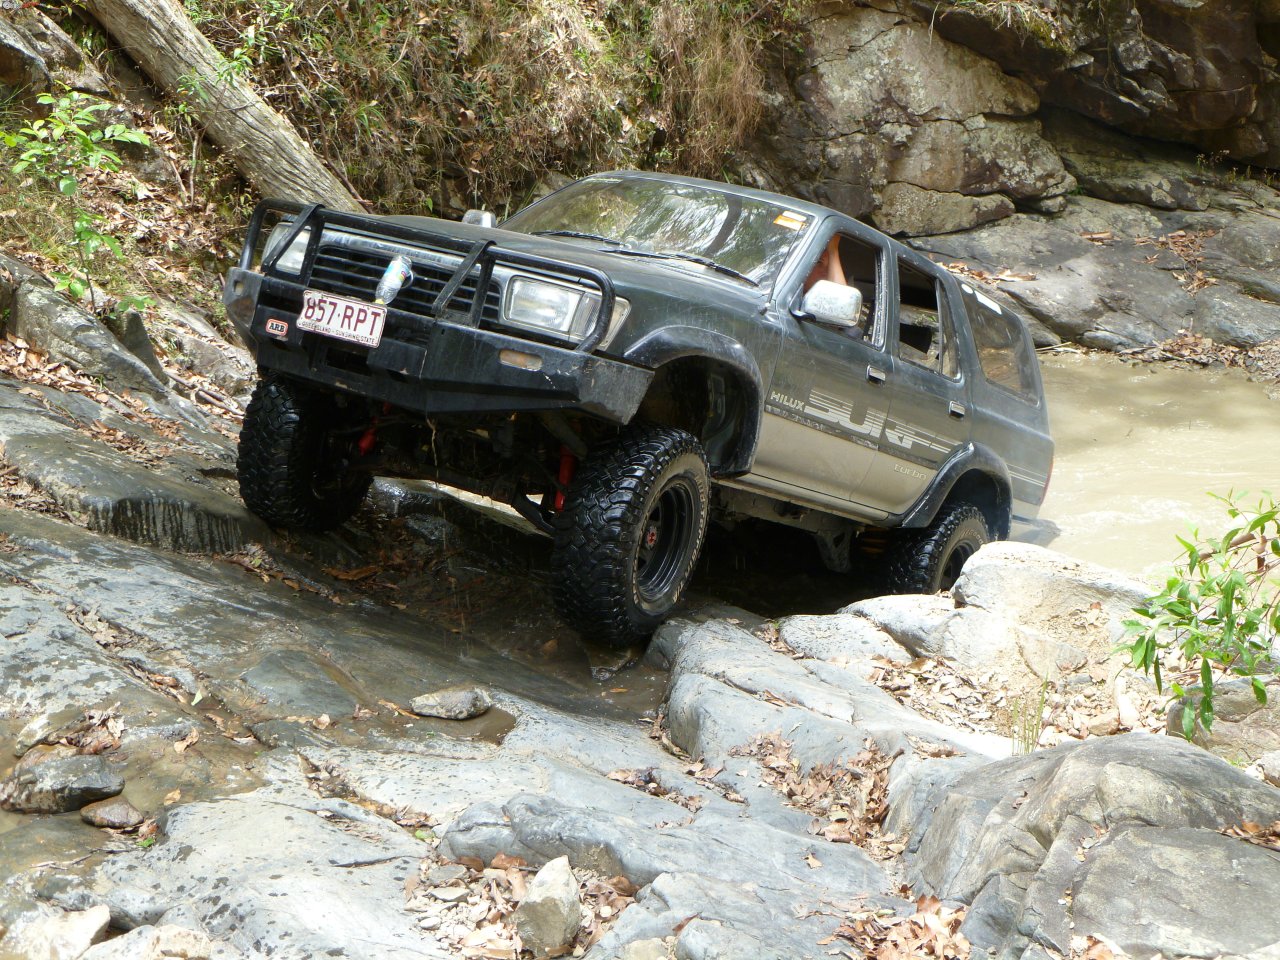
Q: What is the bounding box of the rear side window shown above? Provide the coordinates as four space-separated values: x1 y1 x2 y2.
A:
970 300 1038 400
896 259 958 379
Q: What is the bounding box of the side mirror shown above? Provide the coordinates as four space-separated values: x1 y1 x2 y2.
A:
462 209 497 228
801 280 863 327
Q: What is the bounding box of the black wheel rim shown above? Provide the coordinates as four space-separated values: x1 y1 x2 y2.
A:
939 540 978 590
636 476 698 604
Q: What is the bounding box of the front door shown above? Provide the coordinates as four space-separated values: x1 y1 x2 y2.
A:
749 228 894 518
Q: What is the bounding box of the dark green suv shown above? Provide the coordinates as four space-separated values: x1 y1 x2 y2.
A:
223 171 1053 646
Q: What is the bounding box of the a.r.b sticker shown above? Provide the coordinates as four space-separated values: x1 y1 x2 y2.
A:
265 317 289 338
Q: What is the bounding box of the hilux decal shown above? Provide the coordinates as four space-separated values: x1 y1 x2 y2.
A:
767 389 957 468
806 389 884 441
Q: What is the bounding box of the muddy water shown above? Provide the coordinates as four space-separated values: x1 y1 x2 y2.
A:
1033 353 1280 580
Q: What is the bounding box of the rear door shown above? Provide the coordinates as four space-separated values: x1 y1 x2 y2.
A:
858 253 972 515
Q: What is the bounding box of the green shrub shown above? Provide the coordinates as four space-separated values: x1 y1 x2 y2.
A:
2 91 150 310
1124 493 1280 740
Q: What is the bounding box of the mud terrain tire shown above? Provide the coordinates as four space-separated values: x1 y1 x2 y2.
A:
237 376 371 531
886 501 989 595
552 425 710 647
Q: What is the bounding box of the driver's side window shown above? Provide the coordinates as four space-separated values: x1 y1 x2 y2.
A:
801 233 882 347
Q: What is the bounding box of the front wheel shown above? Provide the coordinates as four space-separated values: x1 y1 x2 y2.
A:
885 501 990 595
552 425 710 648
237 376 372 531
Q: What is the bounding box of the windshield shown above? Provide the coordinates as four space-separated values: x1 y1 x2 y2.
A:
502 176 813 290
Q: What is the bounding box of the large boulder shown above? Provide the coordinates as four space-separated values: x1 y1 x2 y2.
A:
753 6 1074 234
844 542 1149 689
905 0 1280 170
0 747 125 814
907 733 1280 958
0 905 111 960
950 541 1150 646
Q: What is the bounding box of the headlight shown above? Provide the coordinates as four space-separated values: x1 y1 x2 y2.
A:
503 276 601 342
263 222 311 275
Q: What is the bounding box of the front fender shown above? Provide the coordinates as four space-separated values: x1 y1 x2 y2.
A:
622 327 763 475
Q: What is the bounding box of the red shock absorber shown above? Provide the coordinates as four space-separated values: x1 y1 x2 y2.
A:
554 444 577 511
356 403 392 458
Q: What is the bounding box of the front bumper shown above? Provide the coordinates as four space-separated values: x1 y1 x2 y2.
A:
224 267 652 421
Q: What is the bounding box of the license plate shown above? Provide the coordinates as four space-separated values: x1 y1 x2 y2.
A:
297 290 386 348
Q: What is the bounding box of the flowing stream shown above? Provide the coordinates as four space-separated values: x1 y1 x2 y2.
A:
1033 352 1280 581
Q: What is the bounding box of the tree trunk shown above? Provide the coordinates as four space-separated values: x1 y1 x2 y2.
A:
81 0 361 211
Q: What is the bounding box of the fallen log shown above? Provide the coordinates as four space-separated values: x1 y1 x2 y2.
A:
80 0 361 211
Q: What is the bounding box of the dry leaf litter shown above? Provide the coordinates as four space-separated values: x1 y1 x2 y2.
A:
404 848 636 959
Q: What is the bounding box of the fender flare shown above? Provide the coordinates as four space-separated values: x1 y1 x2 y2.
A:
896 442 1012 535
623 327 764 476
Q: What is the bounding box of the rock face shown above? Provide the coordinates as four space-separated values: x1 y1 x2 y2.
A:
909 0 1280 169
514 856 582 958
0 17 51 104
739 0 1280 351
0 9 109 102
754 6 1074 233
915 180 1280 349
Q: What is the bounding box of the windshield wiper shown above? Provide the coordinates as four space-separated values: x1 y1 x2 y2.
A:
531 230 625 245
606 249 758 287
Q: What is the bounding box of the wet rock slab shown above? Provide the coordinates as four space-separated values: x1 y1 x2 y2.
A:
4 401 1280 960
0 380 266 553
91 757 437 960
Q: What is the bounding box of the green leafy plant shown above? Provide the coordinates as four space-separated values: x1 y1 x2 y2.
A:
6 91 148 183
1124 493 1280 740
2 91 149 311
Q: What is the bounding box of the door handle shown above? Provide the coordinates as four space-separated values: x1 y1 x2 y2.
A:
948 401 967 419
867 365 887 385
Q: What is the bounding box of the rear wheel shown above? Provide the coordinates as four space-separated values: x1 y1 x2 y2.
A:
885 501 989 595
237 376 372 531
552 425 710 647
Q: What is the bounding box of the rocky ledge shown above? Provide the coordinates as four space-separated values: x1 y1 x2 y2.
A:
1 356 1279 960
